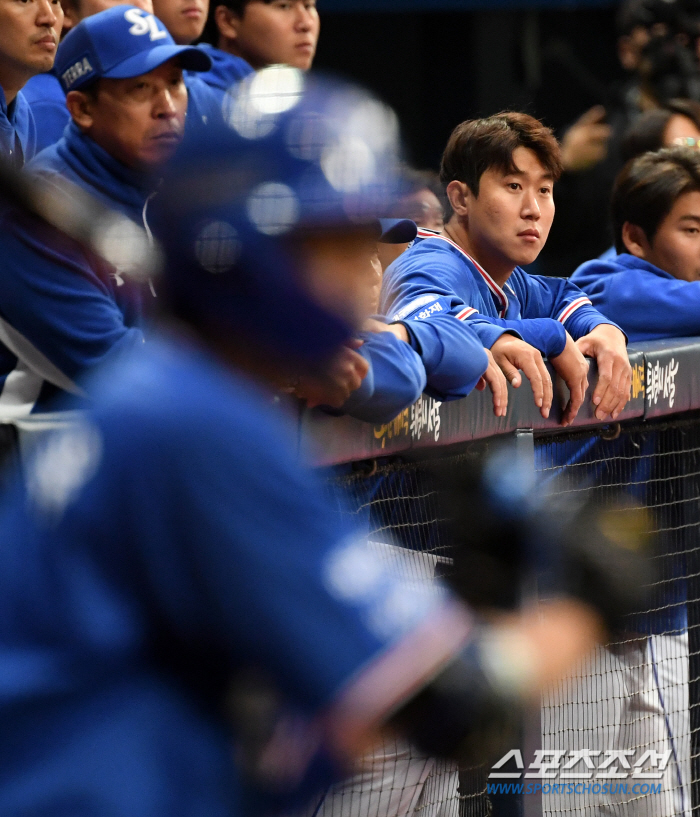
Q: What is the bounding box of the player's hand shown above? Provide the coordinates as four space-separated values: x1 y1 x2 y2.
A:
490 334 552 418
475 348 508 417
560 106 611 173
294 343 370 409
575 324 631 421
549 332 589 427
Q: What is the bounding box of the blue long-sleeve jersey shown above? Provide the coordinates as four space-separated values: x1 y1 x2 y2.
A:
0 123 150 415
195 44 254 96
330 329 427 424
0 333 469 817
381 231 622 366
0 86 36 167
571 252 700 342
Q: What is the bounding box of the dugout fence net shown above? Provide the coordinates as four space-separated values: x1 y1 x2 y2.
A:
322 413 700 817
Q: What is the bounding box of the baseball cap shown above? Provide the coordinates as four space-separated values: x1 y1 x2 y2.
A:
379 218 417 244
55 5 212 93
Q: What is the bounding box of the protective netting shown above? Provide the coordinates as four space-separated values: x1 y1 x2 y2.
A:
320 416 700 817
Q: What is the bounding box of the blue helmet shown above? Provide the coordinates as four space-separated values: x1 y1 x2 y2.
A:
150 66 406 367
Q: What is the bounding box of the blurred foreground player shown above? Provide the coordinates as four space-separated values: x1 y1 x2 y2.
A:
0 68 632 817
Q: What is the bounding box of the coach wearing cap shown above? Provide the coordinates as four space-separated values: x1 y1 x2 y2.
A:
0 6 211 416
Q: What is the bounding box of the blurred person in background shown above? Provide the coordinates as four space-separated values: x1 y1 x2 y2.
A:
539 0 700 277
0 6 210 416
290 216 430 425
0 0 63 165
0 65 637 817
196 0 318 98
23 0 217 152
381 113 631 427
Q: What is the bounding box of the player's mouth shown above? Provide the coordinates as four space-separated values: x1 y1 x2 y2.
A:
295 41 315 52
182 5 203 18
151 130 183 144
33 33 57 50
517 228 540 242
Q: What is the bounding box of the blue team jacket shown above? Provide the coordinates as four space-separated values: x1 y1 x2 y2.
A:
381 231 621 366
0 334 455 817
0 123 148 414
330 329 427 424
571 252 700 342
0 86 36 167
19 72 218 153
195 44 254 96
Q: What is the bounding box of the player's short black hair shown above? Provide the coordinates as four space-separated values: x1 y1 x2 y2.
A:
612 146 700 252
439 112 562 199
198 0 274 46
620 99 700 162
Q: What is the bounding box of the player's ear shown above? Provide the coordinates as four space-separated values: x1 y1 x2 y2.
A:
216 5 242 42
446 180 470 218
66 90 96 131
622 222 651 259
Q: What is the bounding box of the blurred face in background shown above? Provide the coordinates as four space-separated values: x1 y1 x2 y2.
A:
624 190 700 282
0 0 63 99
67 59 187 170
61 0 152 34
152 0 207 44
216 0 319 70
401 187 445 232
664 114 700 148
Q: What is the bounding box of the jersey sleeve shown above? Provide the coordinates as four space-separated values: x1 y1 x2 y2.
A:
518 272 624 341
338 330 426 424
483 316 567 358
0 212 144 387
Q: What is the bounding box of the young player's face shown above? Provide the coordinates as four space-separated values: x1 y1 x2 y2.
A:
61 0 153 35
152 0 207 44
223 0 319 71
0 0 63 95
73 60 187 170
634 190 700 282
466 146 555 272
402 188 445 232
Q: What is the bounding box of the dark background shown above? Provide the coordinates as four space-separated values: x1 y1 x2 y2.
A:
314 4 625 171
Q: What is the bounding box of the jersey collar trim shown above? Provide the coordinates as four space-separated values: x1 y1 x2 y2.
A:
416 229 509 317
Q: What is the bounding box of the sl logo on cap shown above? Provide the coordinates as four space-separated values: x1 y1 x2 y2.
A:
124 8 168 41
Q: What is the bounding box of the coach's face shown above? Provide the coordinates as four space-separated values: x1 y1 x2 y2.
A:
0 0 63 96
451 147 555 279
623 190 700 283
67 59 187 170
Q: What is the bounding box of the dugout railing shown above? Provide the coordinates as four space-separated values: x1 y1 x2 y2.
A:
302 337 700 817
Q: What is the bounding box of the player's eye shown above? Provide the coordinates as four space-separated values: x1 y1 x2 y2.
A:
507 182 521 191
540 187 552 195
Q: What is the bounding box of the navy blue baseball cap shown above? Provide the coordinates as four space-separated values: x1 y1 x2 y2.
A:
379 218 417 244
55 5 211 93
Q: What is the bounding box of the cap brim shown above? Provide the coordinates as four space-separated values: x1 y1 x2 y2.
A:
379 218 418 244
104 43 211 80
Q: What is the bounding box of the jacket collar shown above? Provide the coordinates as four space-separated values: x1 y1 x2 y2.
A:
614 252 676 279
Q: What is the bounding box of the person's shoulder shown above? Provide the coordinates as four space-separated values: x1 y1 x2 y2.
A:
388 233 466 277
27 139 64 173
195 44 254 91
20 73 64 105
571 253 664 286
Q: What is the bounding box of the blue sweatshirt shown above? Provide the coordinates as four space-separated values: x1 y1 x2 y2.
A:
381 231 622 362
0 123 149 415
19 72 67 154
19 72 218 153
195 44 253 96
331 329 427 424
0 86 36 167
571 252 700 343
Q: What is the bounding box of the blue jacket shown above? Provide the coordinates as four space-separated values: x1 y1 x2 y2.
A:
19 72 67 154
333 329 427 424
571 252 700 342
195 44 253 96
0 333 460 817
0 123 149 414
0 86 36 167
381 231 621 363
19 73 218 152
